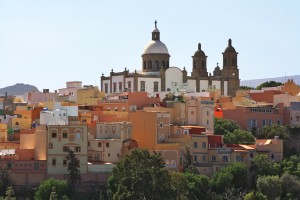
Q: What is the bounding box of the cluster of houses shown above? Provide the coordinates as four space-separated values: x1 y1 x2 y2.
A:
0 78 299 187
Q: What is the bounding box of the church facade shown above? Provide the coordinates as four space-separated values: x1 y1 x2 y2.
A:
101 22 240 97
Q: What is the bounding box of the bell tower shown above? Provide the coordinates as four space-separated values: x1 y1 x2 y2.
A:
191 43 208 78
222 39 240 97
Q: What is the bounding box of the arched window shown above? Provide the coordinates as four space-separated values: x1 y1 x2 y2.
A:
155 60 159 69
202 61 205 69
224 58 227 66
148 61 152 69
161 61 165 69
232 58 235 65
193 61 196 69
143 61 146 69
167 61 169 68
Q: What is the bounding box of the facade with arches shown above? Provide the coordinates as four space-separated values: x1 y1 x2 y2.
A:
101 21 240 97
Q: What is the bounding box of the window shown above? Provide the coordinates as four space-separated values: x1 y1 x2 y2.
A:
104 83 108 93
143 61 146 69
160 122 163 128
140 81 145 92
193 155 198 162
106 143 110 148
154 82 159 92
114 107 118 111
127 81 131 90
236 155 244 162
63 159 67 167
262 120 266 127
75 132 81 139
63 146 69 152
202 142 206 149
122 107 126 111
49 143 53 149
222 155 228 162
162 61 166 69
277 120 281 125
269 120 272 126
148 61 152 69
88 142 90 147
75 147 81 152
193 142 198 148
108 153 110 157
119 82 122 92
155 60 159 69
105 126 108 133
113 83 116 93
211 156 216 162
51 131 57 138
250 153 254 159
207 120 209 125
98 142 102 147
202 155 206 161
207 111 209 116
52 158 56 166
112 126 116 133
100 126 103 133
63 131 68 139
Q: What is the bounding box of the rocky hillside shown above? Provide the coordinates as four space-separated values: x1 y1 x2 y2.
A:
0 83 39 96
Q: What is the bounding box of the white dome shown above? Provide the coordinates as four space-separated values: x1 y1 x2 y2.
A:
143 40 169 54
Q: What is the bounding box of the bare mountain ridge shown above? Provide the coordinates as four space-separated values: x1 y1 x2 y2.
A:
241 75 300 88
0 83 39 96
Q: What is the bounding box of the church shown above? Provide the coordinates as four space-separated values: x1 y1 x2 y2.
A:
101 21 240 97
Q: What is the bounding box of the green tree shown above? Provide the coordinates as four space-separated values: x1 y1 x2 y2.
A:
214 118 241 135
221 162 248 189
259 124 289 139
239 86 254 90
182 147 198 174
280 173 300 199
0 167 10 197
221 187 245 200
34 178 69 200
223 129 255 144
49 186 58 200
4 186 16 200
252 154 274 176
184 173 211 200
107 149 172 200
66 148 81 187
256 175 282 200
211 171 233 194
244 191 267 200
169 172 189 200
256 81 283 90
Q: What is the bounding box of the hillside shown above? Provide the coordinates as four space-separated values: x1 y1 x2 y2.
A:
0 83 39 96
241 75 300 88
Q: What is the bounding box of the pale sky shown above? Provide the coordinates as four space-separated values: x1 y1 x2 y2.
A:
0 0 299 91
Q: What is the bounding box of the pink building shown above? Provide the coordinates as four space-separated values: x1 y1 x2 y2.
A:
222 103 286 132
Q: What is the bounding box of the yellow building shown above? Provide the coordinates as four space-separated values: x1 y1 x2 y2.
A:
0 124 7 142
87 122 134 163
47 125 88 174
77 85 105 105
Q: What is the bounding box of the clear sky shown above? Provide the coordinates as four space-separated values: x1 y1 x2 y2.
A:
0 0 299 91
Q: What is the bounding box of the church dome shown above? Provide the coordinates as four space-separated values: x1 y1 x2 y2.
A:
143 40 169 54
224 39 236 53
